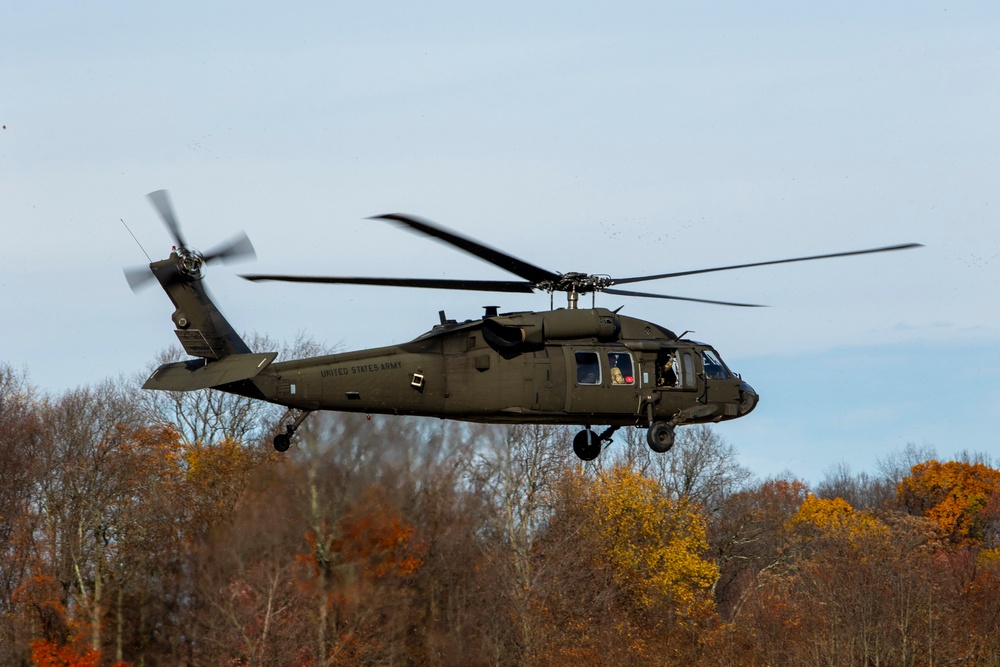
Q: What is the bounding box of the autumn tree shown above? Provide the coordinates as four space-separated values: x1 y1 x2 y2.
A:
713 486 1000 667
708 477 808 617
611 425 752 518
191 462 309 667
383 421 490 666
790 493 889 543
277 412 478 665
466 423 573 664
877 442 938 494
17 569 101 667
0 365 45 663
31 381 149 657
898 459 1000 545
537 462 718 665
815 460 896 510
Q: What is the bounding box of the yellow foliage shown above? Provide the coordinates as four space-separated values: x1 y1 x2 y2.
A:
572 464 718 619
183 435 260 481
791 494 888 540
182 436 272 531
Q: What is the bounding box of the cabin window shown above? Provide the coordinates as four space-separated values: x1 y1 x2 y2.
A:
575 351 601 385
682 352 696 389
656 349 679 388
607 352 635 385
702 350 731 380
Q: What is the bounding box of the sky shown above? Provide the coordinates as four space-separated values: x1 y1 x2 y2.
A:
2 1 998 484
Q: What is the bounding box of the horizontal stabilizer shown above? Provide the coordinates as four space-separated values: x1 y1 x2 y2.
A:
143 352 278 392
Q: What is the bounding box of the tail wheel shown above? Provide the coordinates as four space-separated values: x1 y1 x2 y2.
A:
273 433 291 452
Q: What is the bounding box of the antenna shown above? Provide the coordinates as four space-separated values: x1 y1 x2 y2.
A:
121 218 152 262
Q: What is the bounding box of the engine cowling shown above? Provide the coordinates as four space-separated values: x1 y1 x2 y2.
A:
483 308 621 350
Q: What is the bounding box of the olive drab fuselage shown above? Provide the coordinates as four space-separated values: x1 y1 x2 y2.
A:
141 249 757 434
188 307 758 429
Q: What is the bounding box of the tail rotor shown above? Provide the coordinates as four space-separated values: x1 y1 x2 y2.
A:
124 190 256 292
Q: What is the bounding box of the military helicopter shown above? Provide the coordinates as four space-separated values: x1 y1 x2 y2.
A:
127 190 921 460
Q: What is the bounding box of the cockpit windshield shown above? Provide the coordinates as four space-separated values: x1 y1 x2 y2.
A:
702 350 731 380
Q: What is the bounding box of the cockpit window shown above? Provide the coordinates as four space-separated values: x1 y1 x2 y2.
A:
575 351 601 385
702 350 731 380
607 352 635 386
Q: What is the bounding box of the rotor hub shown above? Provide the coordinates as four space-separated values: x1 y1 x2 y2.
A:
537 273 614 296
176 248 205 279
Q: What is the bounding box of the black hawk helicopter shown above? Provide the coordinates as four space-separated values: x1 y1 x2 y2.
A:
127 191 921 460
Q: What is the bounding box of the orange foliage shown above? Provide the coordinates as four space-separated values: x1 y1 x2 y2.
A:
29 639 100 667
13 571 68 641
19 571 112 667
299 498 425 585
120 423 183 469
759 478 810 506
184 435 266 485
898 460 1000 544
31 637 133 667
333 505 425 579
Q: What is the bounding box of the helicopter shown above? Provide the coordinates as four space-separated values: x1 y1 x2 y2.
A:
127 190 921 460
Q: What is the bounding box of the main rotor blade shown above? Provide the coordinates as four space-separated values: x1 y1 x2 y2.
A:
146 189 187 249
203 231 256 264
371 214 561 285
241 274 537 293
603 287 766 308
614 243 924 285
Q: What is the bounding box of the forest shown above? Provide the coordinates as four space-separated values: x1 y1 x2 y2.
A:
2 348 999 667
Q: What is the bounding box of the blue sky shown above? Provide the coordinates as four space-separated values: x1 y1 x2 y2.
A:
2 1 998 483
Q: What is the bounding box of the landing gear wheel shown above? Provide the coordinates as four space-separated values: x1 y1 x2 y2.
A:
273 432 291 452
271 409 313 453
573 429 602 461
647 422 675 453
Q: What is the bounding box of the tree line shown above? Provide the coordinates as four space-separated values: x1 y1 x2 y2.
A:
1 357 998 666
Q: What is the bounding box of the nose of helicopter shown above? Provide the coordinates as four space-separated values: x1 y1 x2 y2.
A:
738 380 759 415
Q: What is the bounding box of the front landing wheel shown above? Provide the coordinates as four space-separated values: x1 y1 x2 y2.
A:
573 429 602 461
647 422 675 453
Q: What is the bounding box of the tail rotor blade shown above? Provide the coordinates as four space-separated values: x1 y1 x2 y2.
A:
146 189 187 249
204 231 256 264
124 266 156 292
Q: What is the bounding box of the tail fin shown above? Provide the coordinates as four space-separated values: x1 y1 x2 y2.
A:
142 253 280 392
150 253 252 359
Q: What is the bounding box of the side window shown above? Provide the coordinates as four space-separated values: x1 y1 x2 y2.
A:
702 350 731 380
656 350 679 388
575 351 601 385
607 352 635 386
